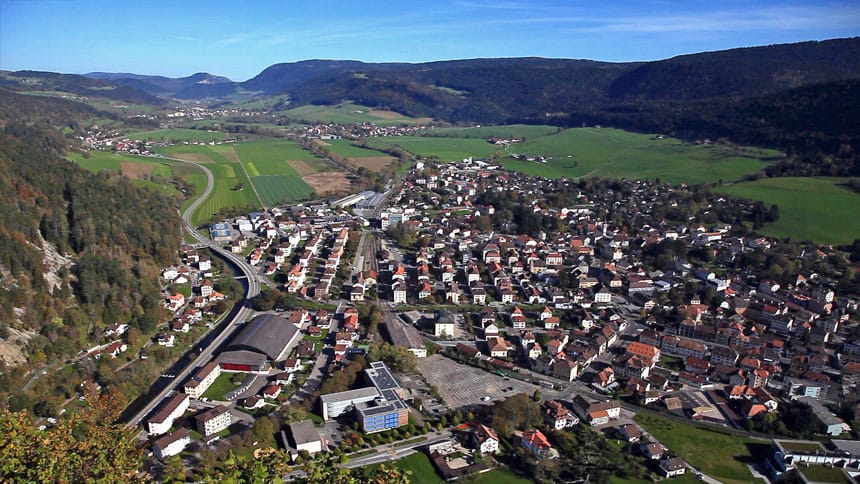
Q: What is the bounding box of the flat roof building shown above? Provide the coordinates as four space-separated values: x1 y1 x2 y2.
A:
287 419 323 456
320 387 380 420
318 361 409 433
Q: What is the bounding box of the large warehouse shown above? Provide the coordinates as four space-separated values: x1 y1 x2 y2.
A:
218 314 301 372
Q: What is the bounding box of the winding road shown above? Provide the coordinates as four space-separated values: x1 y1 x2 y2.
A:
126 158 264 429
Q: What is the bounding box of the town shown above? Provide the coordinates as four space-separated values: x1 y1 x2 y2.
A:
134 153 860 483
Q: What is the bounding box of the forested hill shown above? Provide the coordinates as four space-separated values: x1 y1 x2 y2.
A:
0 70 167 106
0 90 180 388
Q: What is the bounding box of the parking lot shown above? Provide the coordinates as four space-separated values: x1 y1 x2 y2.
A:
416 354 537 409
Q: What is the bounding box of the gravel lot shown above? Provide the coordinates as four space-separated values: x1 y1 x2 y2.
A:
416 354 537 409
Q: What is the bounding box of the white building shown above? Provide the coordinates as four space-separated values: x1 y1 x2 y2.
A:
183 362 222 399
287 420 324 457
152 428 190 460
195 405 232 437
147 393 190 436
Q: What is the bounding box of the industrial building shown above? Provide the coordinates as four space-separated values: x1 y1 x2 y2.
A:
218 314 302 372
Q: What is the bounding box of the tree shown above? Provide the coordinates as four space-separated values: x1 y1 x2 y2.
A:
252 415 278 447
491 393 540 437
0 385 142 482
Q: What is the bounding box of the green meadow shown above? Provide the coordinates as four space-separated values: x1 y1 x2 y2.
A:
426 124 560 139
498 128 777 184
635 413 766 484
251 176 316 206
154 137 320 224
716 177 860 245
235 139 321 174
67 150 181 197
192 162 256 225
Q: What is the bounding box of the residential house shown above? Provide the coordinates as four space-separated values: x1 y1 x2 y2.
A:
541 400 579 430
470 424 500 454
520 429 558 460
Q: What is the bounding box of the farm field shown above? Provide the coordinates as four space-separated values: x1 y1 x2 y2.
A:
498 128 778 184
67 150 182 196
192 162 256 226
251 175 316 206
155 143 236 164
634 413 766 484
321 139 393 159
716 177 860 245
126 127 233 142
235 139 323 174
283 102 431 125
158 137 324 222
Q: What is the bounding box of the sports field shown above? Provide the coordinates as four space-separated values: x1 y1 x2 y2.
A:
716 177 860 245
283 102 431 125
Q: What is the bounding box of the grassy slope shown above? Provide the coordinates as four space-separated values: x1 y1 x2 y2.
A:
635 413 766 484
283 102 428 124
67 150 182 196
716 177 860 245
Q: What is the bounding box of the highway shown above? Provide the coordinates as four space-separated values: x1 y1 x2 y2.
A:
125 159 263 429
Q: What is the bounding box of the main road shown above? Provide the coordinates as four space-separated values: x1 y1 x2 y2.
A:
126 158 264 429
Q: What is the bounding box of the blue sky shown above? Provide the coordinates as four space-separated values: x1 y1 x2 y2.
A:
1 0 858 81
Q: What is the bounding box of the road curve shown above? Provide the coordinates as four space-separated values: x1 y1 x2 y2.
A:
125 158 262 429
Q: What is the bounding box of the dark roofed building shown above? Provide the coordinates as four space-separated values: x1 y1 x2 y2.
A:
218 350 270 372
220 314 301 370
